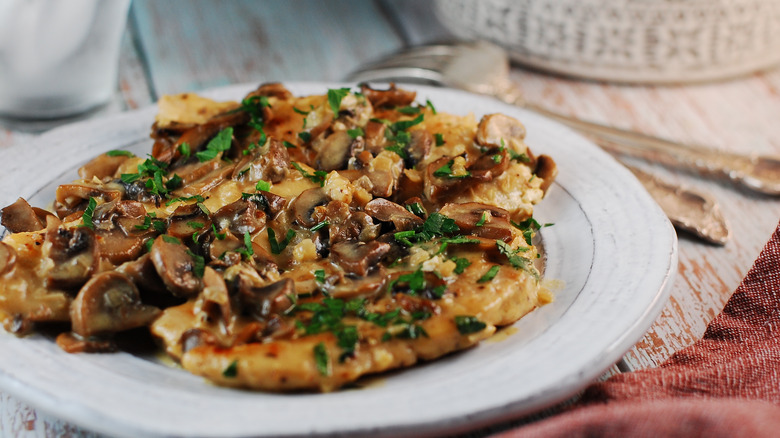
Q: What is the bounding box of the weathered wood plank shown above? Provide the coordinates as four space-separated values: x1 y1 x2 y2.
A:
131 0 405 95
501 66 780 369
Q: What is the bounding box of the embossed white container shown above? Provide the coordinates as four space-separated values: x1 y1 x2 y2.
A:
433 0 780 83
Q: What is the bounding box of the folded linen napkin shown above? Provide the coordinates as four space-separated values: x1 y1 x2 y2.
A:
499 221 780 437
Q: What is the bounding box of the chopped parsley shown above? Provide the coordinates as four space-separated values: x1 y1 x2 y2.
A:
291 162 328 187
268 228 296 254
426 99 437 115
392 113 424 132
222 360 239 378
211 224 226 240
185 250 205 278
165 174 183 190
293 106 310 116
477 265 500 283
178 142 191 160
255 180 271 192
397 106 420 115
235 231 254 259
433 159 470 179
165 194 205 207
310 220 329 232
313 343 330 376
186 221 204 229
347 127 364 139
135 213 166 232
511 217 553 245
162 235 181 245
454 316 486 334
327 87 351 115
475 211 488 227
389 268 426 295
314 269 326 284
405 202 425 217
451 257 471 275
298 132 312 143
195 127 233 162
81 197 97 229
106 150 134 157
283 141 297 149
434 133 445 146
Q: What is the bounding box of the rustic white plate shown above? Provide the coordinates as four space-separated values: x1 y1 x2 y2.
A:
0 83 677 437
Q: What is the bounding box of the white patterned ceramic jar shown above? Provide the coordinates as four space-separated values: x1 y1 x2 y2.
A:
433 0 780 83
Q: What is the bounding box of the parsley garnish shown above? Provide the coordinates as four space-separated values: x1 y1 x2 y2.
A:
235 231 255 259
315 269 326 284
255 180 271 192
165 173 183 190
511 217 552 245
392 114 424 132
162 235 181 245
347 127 364 139
389 268 425 295
165 194 205 207
327 87 351 115
81 197 97 229
454 315 486 334
477 265 500 283
268 228 295 254
397 106 420 115
222 360 238 378
185 250 205 278
106 150 134 157
426 99 437 114
310 220 329 232
384 143 409 159
298 132 311 143
211 224 226 240
283 141 297 149
195 127 233 162
178 143 191 160
291 162 328 187
451 257 471 275
434 133 445 146
313 343 330 376
405 202 425 217
433 159 470 179
186 221 204 229
135 213 166 232
475 211 488 227
293 107 310 116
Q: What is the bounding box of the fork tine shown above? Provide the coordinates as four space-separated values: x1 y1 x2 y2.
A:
346 66 445 85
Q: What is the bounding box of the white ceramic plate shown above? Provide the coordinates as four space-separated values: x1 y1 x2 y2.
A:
0 83 677 437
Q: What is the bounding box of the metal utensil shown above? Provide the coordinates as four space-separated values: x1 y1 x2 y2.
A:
348 40 780 196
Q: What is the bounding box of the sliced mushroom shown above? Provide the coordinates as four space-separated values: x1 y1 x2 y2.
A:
439 202 515 242
407 130 432 167
56 332 117 353
364 198 423 231
78 153 130 181
70 271 161 337
165 111 249 166
320 201 380 244
246 190 287 217
423 156 464 202
363 120 388 153
476 113 527 149
213 199 266 236
54 183 122 219
96 229 148 265
331 240 391 276
238 277 295 320
468 149 509 182
313 130 358 171
44 222 99 290
1 197 46 233
534 154 558 194
360 83 416 108
167 203 211 240
291 187 329 227
117 252 170 298
248 82 294 100
149 235 203 297
0 242 17 275
232 138 290 183
329 265 388 301
196 266 232 325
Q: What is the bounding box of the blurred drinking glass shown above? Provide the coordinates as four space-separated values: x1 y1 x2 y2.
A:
0 0 130 124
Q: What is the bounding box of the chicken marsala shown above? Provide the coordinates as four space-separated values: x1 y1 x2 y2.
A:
0 84 557 391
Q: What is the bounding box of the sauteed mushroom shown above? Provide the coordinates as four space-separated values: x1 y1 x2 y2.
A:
360 83 416 108
534 155 558 194
1 198 47 233
439 202 515 242
44 221 99 290
238 278 295 320
330 240 391 276
364 198 423 231
213 199 266 236
291 188 328 227
149 235 203 297
70 271 161 337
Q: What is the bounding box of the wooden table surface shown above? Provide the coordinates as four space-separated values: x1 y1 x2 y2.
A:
2 1 780 436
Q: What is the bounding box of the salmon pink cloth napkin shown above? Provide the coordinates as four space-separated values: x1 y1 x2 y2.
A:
500 221 780 437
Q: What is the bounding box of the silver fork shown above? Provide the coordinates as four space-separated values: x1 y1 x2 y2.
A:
347 41 780 197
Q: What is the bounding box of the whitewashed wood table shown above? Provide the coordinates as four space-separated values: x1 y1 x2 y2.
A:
2 1 780 436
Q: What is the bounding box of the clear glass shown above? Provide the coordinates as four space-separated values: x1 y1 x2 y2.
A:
0 0 131 119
